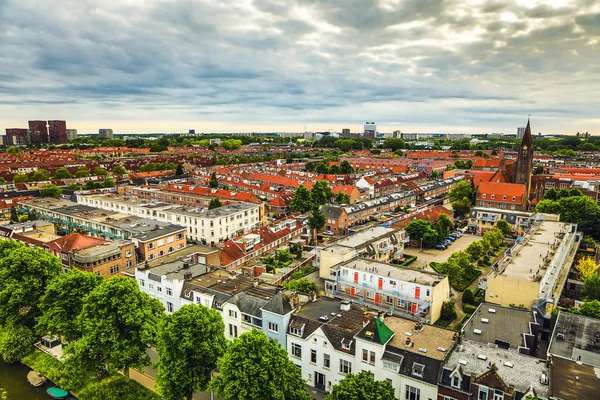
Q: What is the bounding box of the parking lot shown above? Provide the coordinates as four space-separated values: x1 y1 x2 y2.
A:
408 234 481 270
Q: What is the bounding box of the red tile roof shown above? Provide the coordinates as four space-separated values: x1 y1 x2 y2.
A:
476 181 526 203
49 233 108 253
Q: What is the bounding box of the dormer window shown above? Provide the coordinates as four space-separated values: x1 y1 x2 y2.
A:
452 375 461 389
341 338 353 351
412 362 424 378
289 324 305 337
512 196 516 201
503 195 507 200
482 194 487 199
491 194 495 199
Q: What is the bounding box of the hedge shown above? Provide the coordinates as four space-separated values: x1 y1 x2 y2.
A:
463 303 478 314
399 254 418 266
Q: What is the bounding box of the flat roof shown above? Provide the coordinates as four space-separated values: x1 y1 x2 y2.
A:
335 257 446 287
549 311 600 367
462 303 534 348
385 317 455 360
446 339 549 397
550 356 600 400
76 240 130 257
329 226 398 249
145 261 209 282
497 221 569 282
145 245 217 268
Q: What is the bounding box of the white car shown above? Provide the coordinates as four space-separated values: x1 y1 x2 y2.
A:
323 231 334 236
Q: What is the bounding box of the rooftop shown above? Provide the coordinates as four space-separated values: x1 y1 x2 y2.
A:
462 303 534 349
143 261 210 282
329 226 399 249
550 355 600 400
74 240 132 261
385 317 456 360
446 339 549 397
335 257 446 287
549 311 600 367
145 244 217 268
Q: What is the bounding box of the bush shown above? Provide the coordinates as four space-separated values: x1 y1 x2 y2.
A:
78 376 160 400
462 288 475 305
463 304 477 314
399 254 418 266
440 301 457 321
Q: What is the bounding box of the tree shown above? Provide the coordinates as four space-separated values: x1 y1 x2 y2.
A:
576 257 599 280
578 300 600 319
210 330 310 400
208 198 222 209
54 167 73 179
37 270 103 342
290 185 312 213
65 277 164 377
405 220 438 245
382 138 406 151
543 188 558 201
209 172 219 188
483 229 503 249
448 250 474 280
157 305 227 400
462 288 475 305
466 241 484 261
10 206 19 222
0 324 35 363
12 172 29 183
440 301 457 321
449 181 474 202
283 278 318 293
276 248 293 264
431 170 439 179
452 197 472 217
0 242 61 328
310 180 333 206
582 274 600 301
326 371 395 400
93 167 108 176
435 214 454 238
339 160 354 174
290 243 303 259
308 206 326 244
7 146 22 157
175 164 184 175
40 184 63 198
112 165 127 175
102 177 115 188
30 168 50 181
336 192 351 204
495 220 513 236
75 166 90 178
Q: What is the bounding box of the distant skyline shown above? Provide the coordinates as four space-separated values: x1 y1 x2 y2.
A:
1 0 599 135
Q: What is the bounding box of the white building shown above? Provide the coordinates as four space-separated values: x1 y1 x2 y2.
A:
517 127 526 139
98 128 114 139
77 193 261 244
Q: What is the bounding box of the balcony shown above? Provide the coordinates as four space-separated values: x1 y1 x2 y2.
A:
399 235 410 244
480 216 497 222
377 244 393 253
333 280 431 307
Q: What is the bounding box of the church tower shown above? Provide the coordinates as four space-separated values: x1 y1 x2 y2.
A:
514 119 533 200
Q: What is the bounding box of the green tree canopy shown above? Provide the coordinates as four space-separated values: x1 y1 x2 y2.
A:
326 371 395 400
12 172 29 183
40 184 63 198
283 278 318 293
209 172 219 188
112 165 127 175
157 305 227 400
448 180 474 202
54 167 73 179
466 240 484 261
30 168 50 182
175 164 184 175
75 166 90 178
495 219 513 236
452 197 472 217
382 138 406 151
37 270 103 342
578 300 600 319
208 198 222 209
65 277 164 376
308 205 326 243
94 166 108 176
310 180 333 206
335 192 351 204
210 330 310 400
339 160 354 174
582 274 600 301
435 214 454 238
405 220 438 246
0 324 35 363
290 185 312 213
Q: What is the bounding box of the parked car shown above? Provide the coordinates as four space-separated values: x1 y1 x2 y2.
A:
323 231 334 236
442 239 453 246
453 231 463 237
449 233 460 239
434 243 447 250
445 236 456 242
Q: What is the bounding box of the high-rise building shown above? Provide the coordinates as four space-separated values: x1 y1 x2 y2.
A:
98 129 114 139
341 128 350 137
48 120 67 144
393 130 401 138
66 129 78 141
364 122 376 139
28 120 48 144
517 126 526 139
4 128 29 146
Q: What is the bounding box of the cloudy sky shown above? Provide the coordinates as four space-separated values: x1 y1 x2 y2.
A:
1 0 599 134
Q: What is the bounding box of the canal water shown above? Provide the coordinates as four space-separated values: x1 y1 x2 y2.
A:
0 358 52 400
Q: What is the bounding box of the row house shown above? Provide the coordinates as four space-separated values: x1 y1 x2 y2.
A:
219 219 304 271
0 219 60 248
267 195 293 217
468 207 534 236
321 191 417 235
287 298 457 399
319 256 450 324
130 225 187 262
407 175 465 203
76 193 260 245
70 240 136 279
476 182 527 211
220 176 290 200
317 226 408 265
439 303 547 400
44 232 110 273
373 172 426 197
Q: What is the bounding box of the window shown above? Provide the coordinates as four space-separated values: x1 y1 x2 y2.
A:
126 260 132 268
482 193 487 198
110 265 120 274
166 302 174 313
228 310 238 318
167 236 174 243
452 375 461 389
158 239 165 246
339 359 352 374
268 322 278 332
229 323 238 338
291 343 302 359
491 194 495 199
157 286 162 292
168 247 174 253
125 250 132 257
493 390 504 400
149 283 154 289
166 288 173 296
478 387 489 400
147 243 155 250
405 385 420 400
311 349 317 363
290 326 303 337
243 314 252 324
61 253 68 260
412 362 424 378
139 279 145 287
324 353 330 368
362 349 375 365
383 361 398 372
176 233 184 240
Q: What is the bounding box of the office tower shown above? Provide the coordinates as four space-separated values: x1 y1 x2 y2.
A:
28 120 48 144
48 120 67 143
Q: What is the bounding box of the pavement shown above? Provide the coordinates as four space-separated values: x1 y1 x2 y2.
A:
409 234 480 272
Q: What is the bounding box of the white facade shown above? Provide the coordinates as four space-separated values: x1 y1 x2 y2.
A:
77 194 261 243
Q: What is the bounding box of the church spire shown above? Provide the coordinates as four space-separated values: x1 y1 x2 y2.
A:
522 118 532 147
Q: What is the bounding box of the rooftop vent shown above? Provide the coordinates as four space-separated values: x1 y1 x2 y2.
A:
488 308 496 313
365 331 374 338
481 318 489 324
418 348 427 353
477 354 487 361
458 359 468 365
556 333 565 340
437 347 446 352
503 361 514 368
473 329 482 335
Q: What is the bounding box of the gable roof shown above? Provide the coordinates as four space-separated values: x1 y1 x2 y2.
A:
49 233 108 252
476 181 526 203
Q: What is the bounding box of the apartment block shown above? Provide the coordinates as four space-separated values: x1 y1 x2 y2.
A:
71 240 136 278
28 120 48 144
48 120 67 144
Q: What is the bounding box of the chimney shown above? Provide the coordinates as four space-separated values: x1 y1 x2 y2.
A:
182 262 190 269
363 311 370 327
184 271 192 281
378 310 385 322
